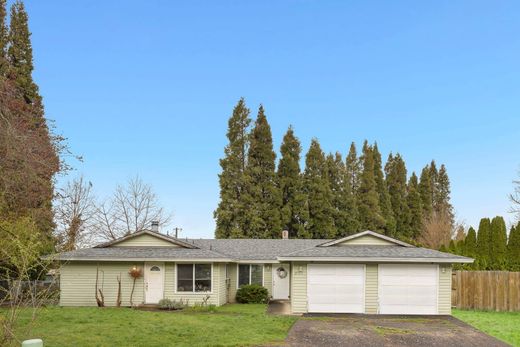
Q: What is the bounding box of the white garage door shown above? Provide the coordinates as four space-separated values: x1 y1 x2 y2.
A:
307 264 365 313
379 264 438 315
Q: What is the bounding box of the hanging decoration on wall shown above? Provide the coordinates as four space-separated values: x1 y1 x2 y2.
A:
276 267 288 279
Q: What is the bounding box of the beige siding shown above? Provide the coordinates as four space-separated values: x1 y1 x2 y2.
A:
113 234 178 247
290 262 307 314
264 265 273 297
365 264 378 314
163 263 221 306
338 235 395 246
218 263 227 305
60 262 145 306
438 265 452 314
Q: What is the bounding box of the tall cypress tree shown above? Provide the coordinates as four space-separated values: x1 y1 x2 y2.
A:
345 142 361 195
476 218 491 270
243 105 281 238
407 172 423 240
303 139 335 238
326 152 358 237
357 141 385 233
489 216 508 270
277 126 308 238
0 0 7 76
435 164 454 224
214 98 251 238
418 166 433 219
7 0 39 103
464 227 477 269
507 223 520 271
385 153 410 238
373 143 395 236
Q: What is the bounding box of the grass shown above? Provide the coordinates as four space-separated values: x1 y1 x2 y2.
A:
453 309 520 346
373 326 413 336
8 304 297 347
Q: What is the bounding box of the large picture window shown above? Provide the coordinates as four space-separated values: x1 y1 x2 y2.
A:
238 264 263 287
176 264 212 292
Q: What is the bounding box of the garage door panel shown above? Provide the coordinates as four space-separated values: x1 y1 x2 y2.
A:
379 264 438 315
307 264 365 313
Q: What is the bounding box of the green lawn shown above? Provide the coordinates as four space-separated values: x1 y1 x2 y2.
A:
10 304 297 347
453 309 520 346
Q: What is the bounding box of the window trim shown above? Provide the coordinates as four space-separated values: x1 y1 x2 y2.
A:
175 263 213 293
236 264 264 289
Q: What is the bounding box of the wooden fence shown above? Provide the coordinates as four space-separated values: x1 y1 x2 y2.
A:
452 271 520 311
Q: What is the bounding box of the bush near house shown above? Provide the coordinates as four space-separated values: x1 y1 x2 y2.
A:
236 284 269 303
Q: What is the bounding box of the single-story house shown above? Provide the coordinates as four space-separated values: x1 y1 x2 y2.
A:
56 228 472 315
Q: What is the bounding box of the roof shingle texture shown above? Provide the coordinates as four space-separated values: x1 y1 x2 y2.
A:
189 239 328 260
57 247 230 260
281 245 470 260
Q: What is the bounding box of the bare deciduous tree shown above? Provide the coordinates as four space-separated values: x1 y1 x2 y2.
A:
93 176 171 241
510 171 520 220
418 210 454 249
54 176 96 251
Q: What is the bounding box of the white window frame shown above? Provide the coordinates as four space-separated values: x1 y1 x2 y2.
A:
236 263 264 288
175 263 213 293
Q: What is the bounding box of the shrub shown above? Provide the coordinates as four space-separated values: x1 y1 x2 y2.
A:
158 298 188 310
236 284 269 304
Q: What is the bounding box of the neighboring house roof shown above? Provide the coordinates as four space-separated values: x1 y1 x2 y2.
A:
57 247 232 262
188 239 328 262
94 229 198 249
277 245 473 263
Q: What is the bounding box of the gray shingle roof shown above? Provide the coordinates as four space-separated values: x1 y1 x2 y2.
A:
57 247 231 261
279 245 472 261
188 239 329 261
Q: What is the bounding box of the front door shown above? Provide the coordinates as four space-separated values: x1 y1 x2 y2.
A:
145 262 164 304
272 263 290 300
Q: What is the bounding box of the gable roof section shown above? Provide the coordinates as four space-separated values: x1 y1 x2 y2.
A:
277 245 473 263
319 230 413 247
94 230 198 249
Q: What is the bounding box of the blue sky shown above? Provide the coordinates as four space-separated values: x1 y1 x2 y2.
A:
22 1 520 238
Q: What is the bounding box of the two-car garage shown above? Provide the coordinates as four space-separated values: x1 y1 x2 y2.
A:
306 263 439 315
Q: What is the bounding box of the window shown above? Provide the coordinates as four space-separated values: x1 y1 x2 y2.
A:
150 266 161 272
176 264 212 292
238 264 263 287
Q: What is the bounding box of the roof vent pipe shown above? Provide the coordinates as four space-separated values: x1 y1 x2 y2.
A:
151 221 159 232
282 230 289 239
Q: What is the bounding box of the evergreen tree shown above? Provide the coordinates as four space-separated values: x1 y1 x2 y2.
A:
372 143 395 236
489 216 508 270
7 0 39 103
0 0 8 76
242 105 282 238
277 126 308 238
507 223 520 271
434 164 454 224
385 153 410 238
476 218 491 270
214 98 251 238
419 166 433 218
303 139 335 238
357 141 385 233
464 227 477 269
345 142 361 195
407 172 423 240
326 152 358 236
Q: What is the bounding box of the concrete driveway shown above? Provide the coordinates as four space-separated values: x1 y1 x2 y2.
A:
283 315 509 347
